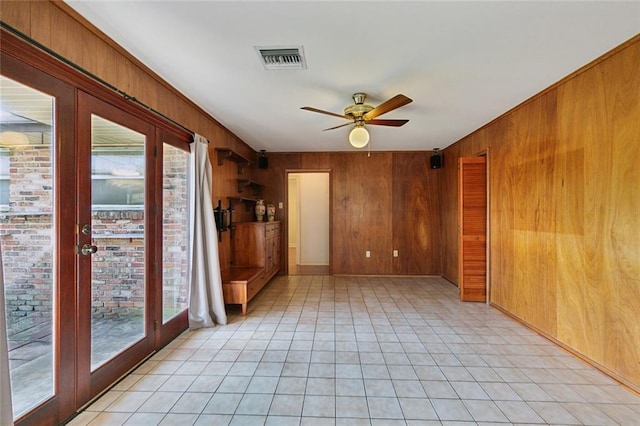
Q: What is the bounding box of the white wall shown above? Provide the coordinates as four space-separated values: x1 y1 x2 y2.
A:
287 177 298 248
290 173 329 266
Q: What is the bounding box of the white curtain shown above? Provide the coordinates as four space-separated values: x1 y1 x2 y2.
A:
187 134 227 328
0 245 14 425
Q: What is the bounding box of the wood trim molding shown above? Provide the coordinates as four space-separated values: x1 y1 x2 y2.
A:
490 302 640 396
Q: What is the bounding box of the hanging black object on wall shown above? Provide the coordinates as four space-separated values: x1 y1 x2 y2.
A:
258 150 268 169
430 152 442 169
213 200 227 232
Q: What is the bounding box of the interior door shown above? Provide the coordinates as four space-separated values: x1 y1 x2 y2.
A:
77 91 156 403
458 156 487 302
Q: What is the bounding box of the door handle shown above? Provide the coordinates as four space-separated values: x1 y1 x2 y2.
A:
79 244 98 256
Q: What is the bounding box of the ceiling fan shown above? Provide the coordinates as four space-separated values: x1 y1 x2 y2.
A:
301 93 412 148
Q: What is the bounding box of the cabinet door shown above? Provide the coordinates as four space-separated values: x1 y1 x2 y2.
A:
271 233 280 275
233 223 265 267
265 236 274 274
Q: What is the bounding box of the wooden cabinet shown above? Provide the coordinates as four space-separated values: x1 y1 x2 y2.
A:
221 221 280 314
264 222 280 279
221 267 264 316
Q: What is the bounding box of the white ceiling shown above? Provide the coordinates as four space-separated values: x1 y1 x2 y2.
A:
65 1 639 153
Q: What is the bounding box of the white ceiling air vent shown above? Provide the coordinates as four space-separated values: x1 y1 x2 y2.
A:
256 46 306 70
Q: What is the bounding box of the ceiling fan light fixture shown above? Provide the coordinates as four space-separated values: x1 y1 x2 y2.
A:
302 93 412 149
349 126 369 148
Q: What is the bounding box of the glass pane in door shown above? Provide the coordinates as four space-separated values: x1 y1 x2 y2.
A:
0 76 55 416
90 115 146 370
162 144 189 323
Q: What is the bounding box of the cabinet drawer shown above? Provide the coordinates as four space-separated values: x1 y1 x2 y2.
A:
265 222 280 237
222 282 246 305
247 272 266 301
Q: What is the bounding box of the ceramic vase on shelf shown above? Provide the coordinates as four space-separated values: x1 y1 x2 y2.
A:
267 203 276 222
255 199 266 221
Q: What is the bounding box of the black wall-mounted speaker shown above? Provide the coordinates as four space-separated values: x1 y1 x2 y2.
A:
430 154 442 169
258 156 268 169
258 150 268 169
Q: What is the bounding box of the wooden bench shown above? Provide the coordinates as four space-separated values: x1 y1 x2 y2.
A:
220 266 266 315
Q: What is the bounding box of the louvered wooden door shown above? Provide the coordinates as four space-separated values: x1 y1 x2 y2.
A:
458 156 487 302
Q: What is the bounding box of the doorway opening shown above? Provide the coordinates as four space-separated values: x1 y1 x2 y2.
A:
287 172 330 275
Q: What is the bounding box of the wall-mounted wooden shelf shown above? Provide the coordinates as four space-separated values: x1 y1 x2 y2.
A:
215 148 251 174
237 179 263 195
228 196 258 212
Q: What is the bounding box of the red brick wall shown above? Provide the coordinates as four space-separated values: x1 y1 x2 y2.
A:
2 145 189 332
161 145 189 317
1 146 54 333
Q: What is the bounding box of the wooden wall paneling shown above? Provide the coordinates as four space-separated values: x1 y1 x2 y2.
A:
440 142 460 282
515 94 559 335
331 152 361 274
487 119 515 309
331 152 393 274
498 115 523 316
255 154 290 216
156 84 180 125
29 1 52 46
391 152 441 274
49 5 86 67
509 109 534 321
556 39 640 385
446 36 640 390
83 35 117 88
567 67 615 369
0 1 32 37
553 70 594 364
603 41 640 386
179 105 202 136
467 130 489 160
116 51 137 96
300 152 332 169
266 151 442 276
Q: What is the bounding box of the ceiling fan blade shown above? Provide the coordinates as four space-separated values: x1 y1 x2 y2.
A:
301 106 349 120
365 119 409 127
362 94 413 120
322 122 352 131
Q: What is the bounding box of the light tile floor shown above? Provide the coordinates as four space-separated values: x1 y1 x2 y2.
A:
68 275 640 425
